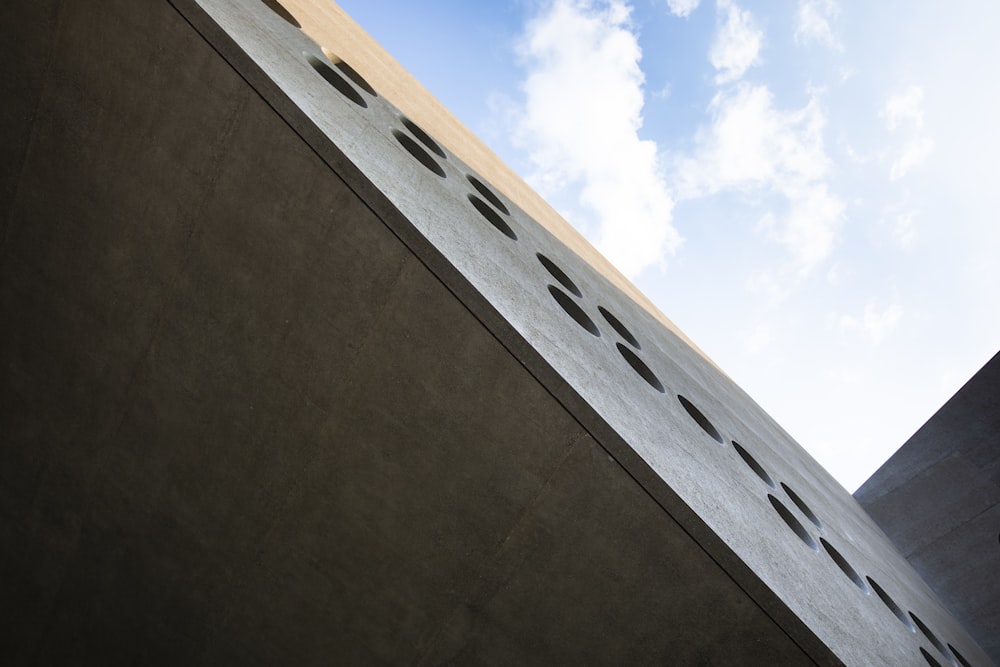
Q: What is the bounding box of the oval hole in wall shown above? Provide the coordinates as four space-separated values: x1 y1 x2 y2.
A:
920 648 944 667
307 54 366 107
469 195 516 239
780 482 822 530
732 441 775 488
599 307 640 349
537 254 581 297
910 613 955 665
467 175 509 215
322 48 377 96
820 539 867 592
617 344 663 393
947 644 973 667
548 285 599 336
677 395 723 444
768 495 818 551
866 577 915 631
393 130 445 177
401 117 446 158
261 0 300 28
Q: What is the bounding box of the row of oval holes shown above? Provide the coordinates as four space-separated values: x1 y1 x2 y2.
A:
262 3 974 666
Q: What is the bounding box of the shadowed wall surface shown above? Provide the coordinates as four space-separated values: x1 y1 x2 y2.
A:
857 351 1000 664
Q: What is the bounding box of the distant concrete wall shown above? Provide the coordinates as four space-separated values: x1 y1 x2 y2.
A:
857 351 1000 663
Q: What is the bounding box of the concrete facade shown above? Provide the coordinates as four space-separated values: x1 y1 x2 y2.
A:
0 0 991 664
857 352 1000 664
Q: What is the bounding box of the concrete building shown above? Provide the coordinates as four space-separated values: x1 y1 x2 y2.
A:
0 0 991 664
857 352 1000 664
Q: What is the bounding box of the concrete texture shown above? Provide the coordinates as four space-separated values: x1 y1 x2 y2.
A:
263 0 717 369
857 351 1000 664
0 0 991 665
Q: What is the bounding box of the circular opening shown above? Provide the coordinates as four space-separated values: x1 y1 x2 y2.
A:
321 49 376 96
469 194 516 240
617 344 664 393
677 395 724 444
780 482 822 530
307 55 366 107
401 117 446 158
921 648 944 667
819 538 868 592
547 285 599 336
866 577 915 630
910 613 954 665
768 495 818 551
598 307 640 349
947 644 973 667
732 441 775 488
467 175 510 215
393 130 445 177
262 0 300 28
536 254 581 297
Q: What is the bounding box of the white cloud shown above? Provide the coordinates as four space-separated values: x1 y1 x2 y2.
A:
864 301 903 343
883 86 925 131
514 0 680 278
745 269 791 304
890 136 933 181
825 262 845 285
674 84 843 273
836 312 856 332
795 0 841 50
881 86 933 181
653 82 672 100
676 85 829 192
781 183 843 269
893 211 916 247
843 142 880 165
710 0 763 84
666 0 700 18
838 300 903 344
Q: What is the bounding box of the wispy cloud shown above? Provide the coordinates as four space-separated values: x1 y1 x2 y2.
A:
883 86 925 131
710 0 763 84
883 86 933 180
513 0 680 278
746 268 792 304
893 211 917 247
795 0 841 50
890 137 933 181
838 300 903 344
674 83 843 273
780 183 844 270
665 0 700 18
676 85 827 191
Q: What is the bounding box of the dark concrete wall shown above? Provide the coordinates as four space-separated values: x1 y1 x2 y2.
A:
0 1 815 664
856 351 1000 663
0 0 59 230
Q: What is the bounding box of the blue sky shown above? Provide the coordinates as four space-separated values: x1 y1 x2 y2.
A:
336 0 1000 491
